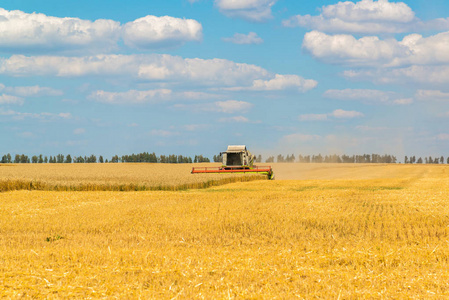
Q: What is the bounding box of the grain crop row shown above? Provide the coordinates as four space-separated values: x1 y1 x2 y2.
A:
0 163 266 191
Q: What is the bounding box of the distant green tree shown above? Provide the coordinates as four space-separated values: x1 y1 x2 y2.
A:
65 154 72 163
56 154 64 163
194 155 210 163
20 154 29 163
38 154 44 163
99 155 104 163
149 152 157 163
75 156 85 163
32 155 38 163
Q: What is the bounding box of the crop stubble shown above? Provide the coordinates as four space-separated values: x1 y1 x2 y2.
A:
1 164 449 298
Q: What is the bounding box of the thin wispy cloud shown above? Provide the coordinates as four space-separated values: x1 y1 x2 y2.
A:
88 89 172 104
222 32 263 45
224 74 317 92
215 0 278 22
324 88 412 105
299 109 364 121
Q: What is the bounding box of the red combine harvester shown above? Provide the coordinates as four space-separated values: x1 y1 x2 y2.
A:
191 145 274 179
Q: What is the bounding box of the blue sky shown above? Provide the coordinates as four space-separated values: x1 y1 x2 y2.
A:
1 0 449 160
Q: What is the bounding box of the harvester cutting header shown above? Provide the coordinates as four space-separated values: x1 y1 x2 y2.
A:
191 145 274 179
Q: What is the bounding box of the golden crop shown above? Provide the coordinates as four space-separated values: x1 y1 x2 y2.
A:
0 163 265 191
1 163 449 298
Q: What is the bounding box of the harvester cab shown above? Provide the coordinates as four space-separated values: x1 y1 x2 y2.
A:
191 145 274 179
220 145 255 169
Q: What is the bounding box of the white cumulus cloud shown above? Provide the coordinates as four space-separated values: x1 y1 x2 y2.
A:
122 16 202 49
222 32 263 44
282 0 449 34
0 8 120 53
0 54 316 94
215 0 278 22
303 31 407 67
0 54 272 88
0 8 203 53
303 30 449 68
320 0 414 23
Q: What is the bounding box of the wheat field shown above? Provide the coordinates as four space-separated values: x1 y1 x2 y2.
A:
1 163 449 298
0 163 264 191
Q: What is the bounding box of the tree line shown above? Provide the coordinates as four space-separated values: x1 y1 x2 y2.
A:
2 152 449 164
0 152 210 164
265 154 449 164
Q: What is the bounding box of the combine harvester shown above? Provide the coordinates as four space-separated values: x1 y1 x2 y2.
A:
191 145 274 179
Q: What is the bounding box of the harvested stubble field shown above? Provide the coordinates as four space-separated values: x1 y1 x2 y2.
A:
1 163 449 298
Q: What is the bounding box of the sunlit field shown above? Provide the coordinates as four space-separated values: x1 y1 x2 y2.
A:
0 163 264 191
1 164 449 298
